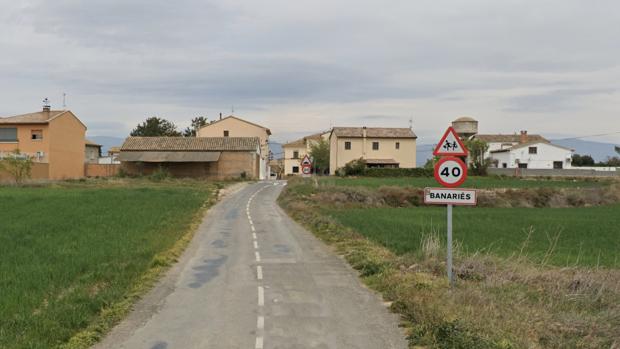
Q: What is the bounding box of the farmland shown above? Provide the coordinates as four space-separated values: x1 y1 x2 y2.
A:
0 179 217 349
279 176 620 348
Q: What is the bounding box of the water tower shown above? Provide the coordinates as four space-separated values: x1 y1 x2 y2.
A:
451 116 478 139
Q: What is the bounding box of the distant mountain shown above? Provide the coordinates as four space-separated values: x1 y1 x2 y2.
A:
551 139 619 162
88 136 125 154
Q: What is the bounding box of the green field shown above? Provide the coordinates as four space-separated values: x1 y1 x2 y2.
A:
0 182 213 349
328 205 620 267
320 176 609 189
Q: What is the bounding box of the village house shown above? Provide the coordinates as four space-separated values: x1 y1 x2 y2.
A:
85 139 102 164
282 131 330 175
0 106 86 180
197 115 271 179
329 127 417 175
118 137 261 179
452 117 574 169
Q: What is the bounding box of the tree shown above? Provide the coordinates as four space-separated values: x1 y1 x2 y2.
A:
464 139 490 175
615 146 620 155
130 117 181 137
571 154 595 167
183 116 208 137
309 139 330 175
0 149 33 184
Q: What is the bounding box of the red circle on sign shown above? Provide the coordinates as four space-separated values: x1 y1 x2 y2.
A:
434 156 467 188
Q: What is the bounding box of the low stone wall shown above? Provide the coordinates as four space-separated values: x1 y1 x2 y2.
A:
489 168 620 178
85 164 121 177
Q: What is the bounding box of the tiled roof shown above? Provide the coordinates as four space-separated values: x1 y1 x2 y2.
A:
201 115 272 135
490 141 573 153
282 132 327 148
0 110 68 124
85 139 101 147
474 134 548 143
332 127 417 139
121 137 260 152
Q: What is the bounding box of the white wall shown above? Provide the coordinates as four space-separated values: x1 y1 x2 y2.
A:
490 142 573 169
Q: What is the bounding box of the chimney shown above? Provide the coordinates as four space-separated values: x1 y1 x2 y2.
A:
362 126 367 138
42 97 51 112
219 112 222 120
520 130 528 144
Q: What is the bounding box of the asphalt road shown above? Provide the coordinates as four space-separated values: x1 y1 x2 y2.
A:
94 181 406 349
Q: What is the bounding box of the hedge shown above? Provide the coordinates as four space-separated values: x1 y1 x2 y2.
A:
363 167 433 177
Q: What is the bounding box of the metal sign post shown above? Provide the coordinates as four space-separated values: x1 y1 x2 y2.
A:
447 204 453 285
427 126 477 287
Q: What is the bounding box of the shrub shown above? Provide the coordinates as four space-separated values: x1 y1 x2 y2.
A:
149 166 170 181
340 158 367 176
364 167 433 177
0 150 33 184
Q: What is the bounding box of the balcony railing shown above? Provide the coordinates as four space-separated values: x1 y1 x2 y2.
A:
0 151 48 163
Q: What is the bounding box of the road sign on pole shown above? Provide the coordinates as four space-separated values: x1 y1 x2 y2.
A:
301 155 312 177
428 126 475 287
433 127 468 157
433 156 468 188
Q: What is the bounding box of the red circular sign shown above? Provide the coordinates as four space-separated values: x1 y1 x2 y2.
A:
302 165 312 174
434 157 467 188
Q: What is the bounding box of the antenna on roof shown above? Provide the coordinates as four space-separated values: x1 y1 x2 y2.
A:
42 98 51 112
409 117 413 130
62 93 67 108
231 106 234 115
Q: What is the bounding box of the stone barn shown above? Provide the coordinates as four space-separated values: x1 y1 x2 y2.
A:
119 137 261 179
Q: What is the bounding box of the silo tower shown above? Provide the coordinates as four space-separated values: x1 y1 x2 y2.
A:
451 116 478 139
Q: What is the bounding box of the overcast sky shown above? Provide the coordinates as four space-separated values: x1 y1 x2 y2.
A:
1 0 619 144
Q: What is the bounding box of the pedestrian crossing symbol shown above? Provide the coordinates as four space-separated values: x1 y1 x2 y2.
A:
433 127 468 156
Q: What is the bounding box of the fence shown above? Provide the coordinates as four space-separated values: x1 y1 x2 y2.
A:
84 164 121 177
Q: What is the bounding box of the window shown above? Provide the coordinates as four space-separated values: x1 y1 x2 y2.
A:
31 130 43 140
502 163 507 168
293 151 299 159
518 163 528 169
344 141 351 150
395 142 400 150
0 128 17 142
528 147 537 154
223 130 229 137
553 161 563 169
372 142 379 150
292 166 299 173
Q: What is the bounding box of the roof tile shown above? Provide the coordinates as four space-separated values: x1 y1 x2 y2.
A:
121 137 260 152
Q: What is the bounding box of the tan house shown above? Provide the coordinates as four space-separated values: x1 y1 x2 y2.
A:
282 131 330 175
329 127 417 175
119 137 261 179
197 115 271 179
0 107 86 180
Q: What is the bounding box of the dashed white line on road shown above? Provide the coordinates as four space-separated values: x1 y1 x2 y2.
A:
257 266 263 280
255 336 264 349
257 315 264 329
253 240 259 249
251 225 256 232
252 232 257 239
258 286 264 306
255 251 261 262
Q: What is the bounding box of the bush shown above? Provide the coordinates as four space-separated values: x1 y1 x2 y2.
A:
340 158 367 176
149 166 170 181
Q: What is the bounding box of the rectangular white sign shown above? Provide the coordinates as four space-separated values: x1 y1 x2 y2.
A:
424 187 477 206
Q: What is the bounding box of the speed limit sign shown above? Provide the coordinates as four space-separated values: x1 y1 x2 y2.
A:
434 156 467 188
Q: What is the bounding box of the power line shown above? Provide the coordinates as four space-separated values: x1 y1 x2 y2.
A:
550 131 620 142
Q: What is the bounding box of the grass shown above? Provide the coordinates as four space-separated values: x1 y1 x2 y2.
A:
320 176 609 189
328 205 620 267
0 179 217 349
279 178 620 348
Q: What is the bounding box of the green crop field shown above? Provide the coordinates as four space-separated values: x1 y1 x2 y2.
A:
328 205 620 267
320 176 609 189
0 182 214 349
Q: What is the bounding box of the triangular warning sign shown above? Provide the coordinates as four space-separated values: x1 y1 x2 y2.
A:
301 155 312 165
433 127 468 156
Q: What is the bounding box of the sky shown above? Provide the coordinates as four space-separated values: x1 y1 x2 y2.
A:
1 0 619 145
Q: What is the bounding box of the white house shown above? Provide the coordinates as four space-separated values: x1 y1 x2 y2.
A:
472 131 550 159
489 141 574 169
